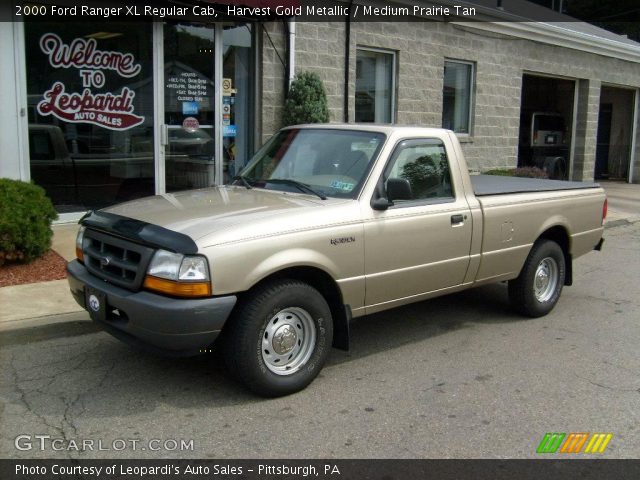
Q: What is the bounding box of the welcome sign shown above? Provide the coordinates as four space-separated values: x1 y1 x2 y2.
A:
36 33 145 130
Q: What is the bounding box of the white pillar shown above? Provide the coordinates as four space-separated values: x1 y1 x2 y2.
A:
0 22 29 180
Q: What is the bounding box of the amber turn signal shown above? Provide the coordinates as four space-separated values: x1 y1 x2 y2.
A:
143 275 212 298
76 247 84 262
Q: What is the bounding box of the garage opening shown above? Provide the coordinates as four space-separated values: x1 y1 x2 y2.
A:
518 74 575 180
595 86 635 181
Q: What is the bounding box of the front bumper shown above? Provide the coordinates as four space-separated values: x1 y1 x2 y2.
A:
67 260 237 356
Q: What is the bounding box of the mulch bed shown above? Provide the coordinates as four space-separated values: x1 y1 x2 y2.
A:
0 250 68 288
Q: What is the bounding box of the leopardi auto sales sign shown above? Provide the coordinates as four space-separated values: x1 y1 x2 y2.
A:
36 33 145 130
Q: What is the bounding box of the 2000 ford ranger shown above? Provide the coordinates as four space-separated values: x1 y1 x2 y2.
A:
67 125 606 396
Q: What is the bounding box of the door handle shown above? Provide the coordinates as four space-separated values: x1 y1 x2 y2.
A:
161 124 169 146
451 214 465 225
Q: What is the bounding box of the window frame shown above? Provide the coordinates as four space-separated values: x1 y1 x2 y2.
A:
442 59 476 137
355 46 398 124
375 138 457 209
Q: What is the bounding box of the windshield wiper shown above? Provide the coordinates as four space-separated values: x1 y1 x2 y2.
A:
232 175 253 189
263 178 327 200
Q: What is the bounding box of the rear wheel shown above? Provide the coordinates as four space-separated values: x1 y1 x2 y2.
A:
508 240 566 317
223 279 332 397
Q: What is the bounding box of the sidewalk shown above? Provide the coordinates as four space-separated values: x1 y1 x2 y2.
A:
0 223 84 332
1 181 639 332
599 180 640 226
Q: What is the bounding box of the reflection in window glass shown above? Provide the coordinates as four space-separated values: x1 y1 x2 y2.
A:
442 61 473 134
355 49 395 123
386 141 453 201
240 129 385 199
25 22 154 212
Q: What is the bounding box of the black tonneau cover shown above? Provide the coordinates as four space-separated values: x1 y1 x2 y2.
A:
471 175 600 196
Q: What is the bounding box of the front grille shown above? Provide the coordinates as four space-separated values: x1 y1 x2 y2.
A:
83 229 155 291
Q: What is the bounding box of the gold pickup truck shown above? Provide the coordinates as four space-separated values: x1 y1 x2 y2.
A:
67 125 606 396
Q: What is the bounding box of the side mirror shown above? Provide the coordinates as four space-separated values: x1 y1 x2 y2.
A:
371 197 391 211
387 177 412 202
371 180 391 211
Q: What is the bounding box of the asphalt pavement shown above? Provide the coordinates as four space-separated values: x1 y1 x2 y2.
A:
1 221 638 459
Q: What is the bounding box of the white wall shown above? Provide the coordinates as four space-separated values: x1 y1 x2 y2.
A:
0 23 28 180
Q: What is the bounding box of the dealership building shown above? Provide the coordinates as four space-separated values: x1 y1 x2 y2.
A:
1 1 639 222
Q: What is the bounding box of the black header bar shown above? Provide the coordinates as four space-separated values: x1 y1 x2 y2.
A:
3 0 639 23
2 459 640 480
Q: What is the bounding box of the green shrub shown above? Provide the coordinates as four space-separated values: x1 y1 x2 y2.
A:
483 168 512 176
512 167 549 179
0 179 57 265
484 167 549 179
282 71 330 126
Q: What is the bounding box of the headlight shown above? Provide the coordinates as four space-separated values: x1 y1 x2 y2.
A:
75 226 86 262
147 250 183 280
144 249 211 297
179 256 209 281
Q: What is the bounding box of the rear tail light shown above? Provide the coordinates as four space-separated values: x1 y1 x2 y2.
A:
602 198 608 224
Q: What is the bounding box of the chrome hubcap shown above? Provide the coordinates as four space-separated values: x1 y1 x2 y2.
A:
272 325 297 355
262 307 316 376
534 257 558 303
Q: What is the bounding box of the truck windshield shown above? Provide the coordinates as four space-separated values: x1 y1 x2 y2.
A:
237 129 386 199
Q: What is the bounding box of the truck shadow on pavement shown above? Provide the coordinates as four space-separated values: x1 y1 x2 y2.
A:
327 283 526 367
1 283 531 422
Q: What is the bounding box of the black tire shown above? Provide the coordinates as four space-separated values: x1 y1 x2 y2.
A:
223 279 333 397
508 240 566 317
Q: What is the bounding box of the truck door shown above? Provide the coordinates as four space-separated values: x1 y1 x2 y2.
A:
363 138 473 307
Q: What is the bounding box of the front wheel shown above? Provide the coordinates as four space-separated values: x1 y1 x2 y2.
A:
508 240 566 317
223 279 332 397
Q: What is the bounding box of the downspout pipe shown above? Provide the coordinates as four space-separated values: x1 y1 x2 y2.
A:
344 0 354 122
283 20 291 99
288 19 296 88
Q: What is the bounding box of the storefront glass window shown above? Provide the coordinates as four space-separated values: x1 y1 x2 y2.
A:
164 23 216 193
25 22 154 212
223 24 254 183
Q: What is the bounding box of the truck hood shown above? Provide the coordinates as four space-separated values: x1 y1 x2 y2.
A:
103 186 353 245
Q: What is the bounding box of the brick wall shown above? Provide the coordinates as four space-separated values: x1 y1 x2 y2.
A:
572 79 601 181
261 20 640 181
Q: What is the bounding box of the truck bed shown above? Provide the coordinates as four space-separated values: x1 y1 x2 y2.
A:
471 175 599 196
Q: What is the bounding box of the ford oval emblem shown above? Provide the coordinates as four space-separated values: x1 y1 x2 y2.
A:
88 294 100 312
100 256 110 266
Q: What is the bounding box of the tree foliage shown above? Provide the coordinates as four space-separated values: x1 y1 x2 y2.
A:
282 72 330 127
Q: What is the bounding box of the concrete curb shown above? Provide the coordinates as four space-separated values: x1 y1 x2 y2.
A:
0 279 83 324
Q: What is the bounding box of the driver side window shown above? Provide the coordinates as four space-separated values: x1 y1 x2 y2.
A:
385 140 454 203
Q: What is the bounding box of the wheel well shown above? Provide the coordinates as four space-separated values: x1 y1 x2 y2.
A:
243 267 350 351
538 226 572 286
